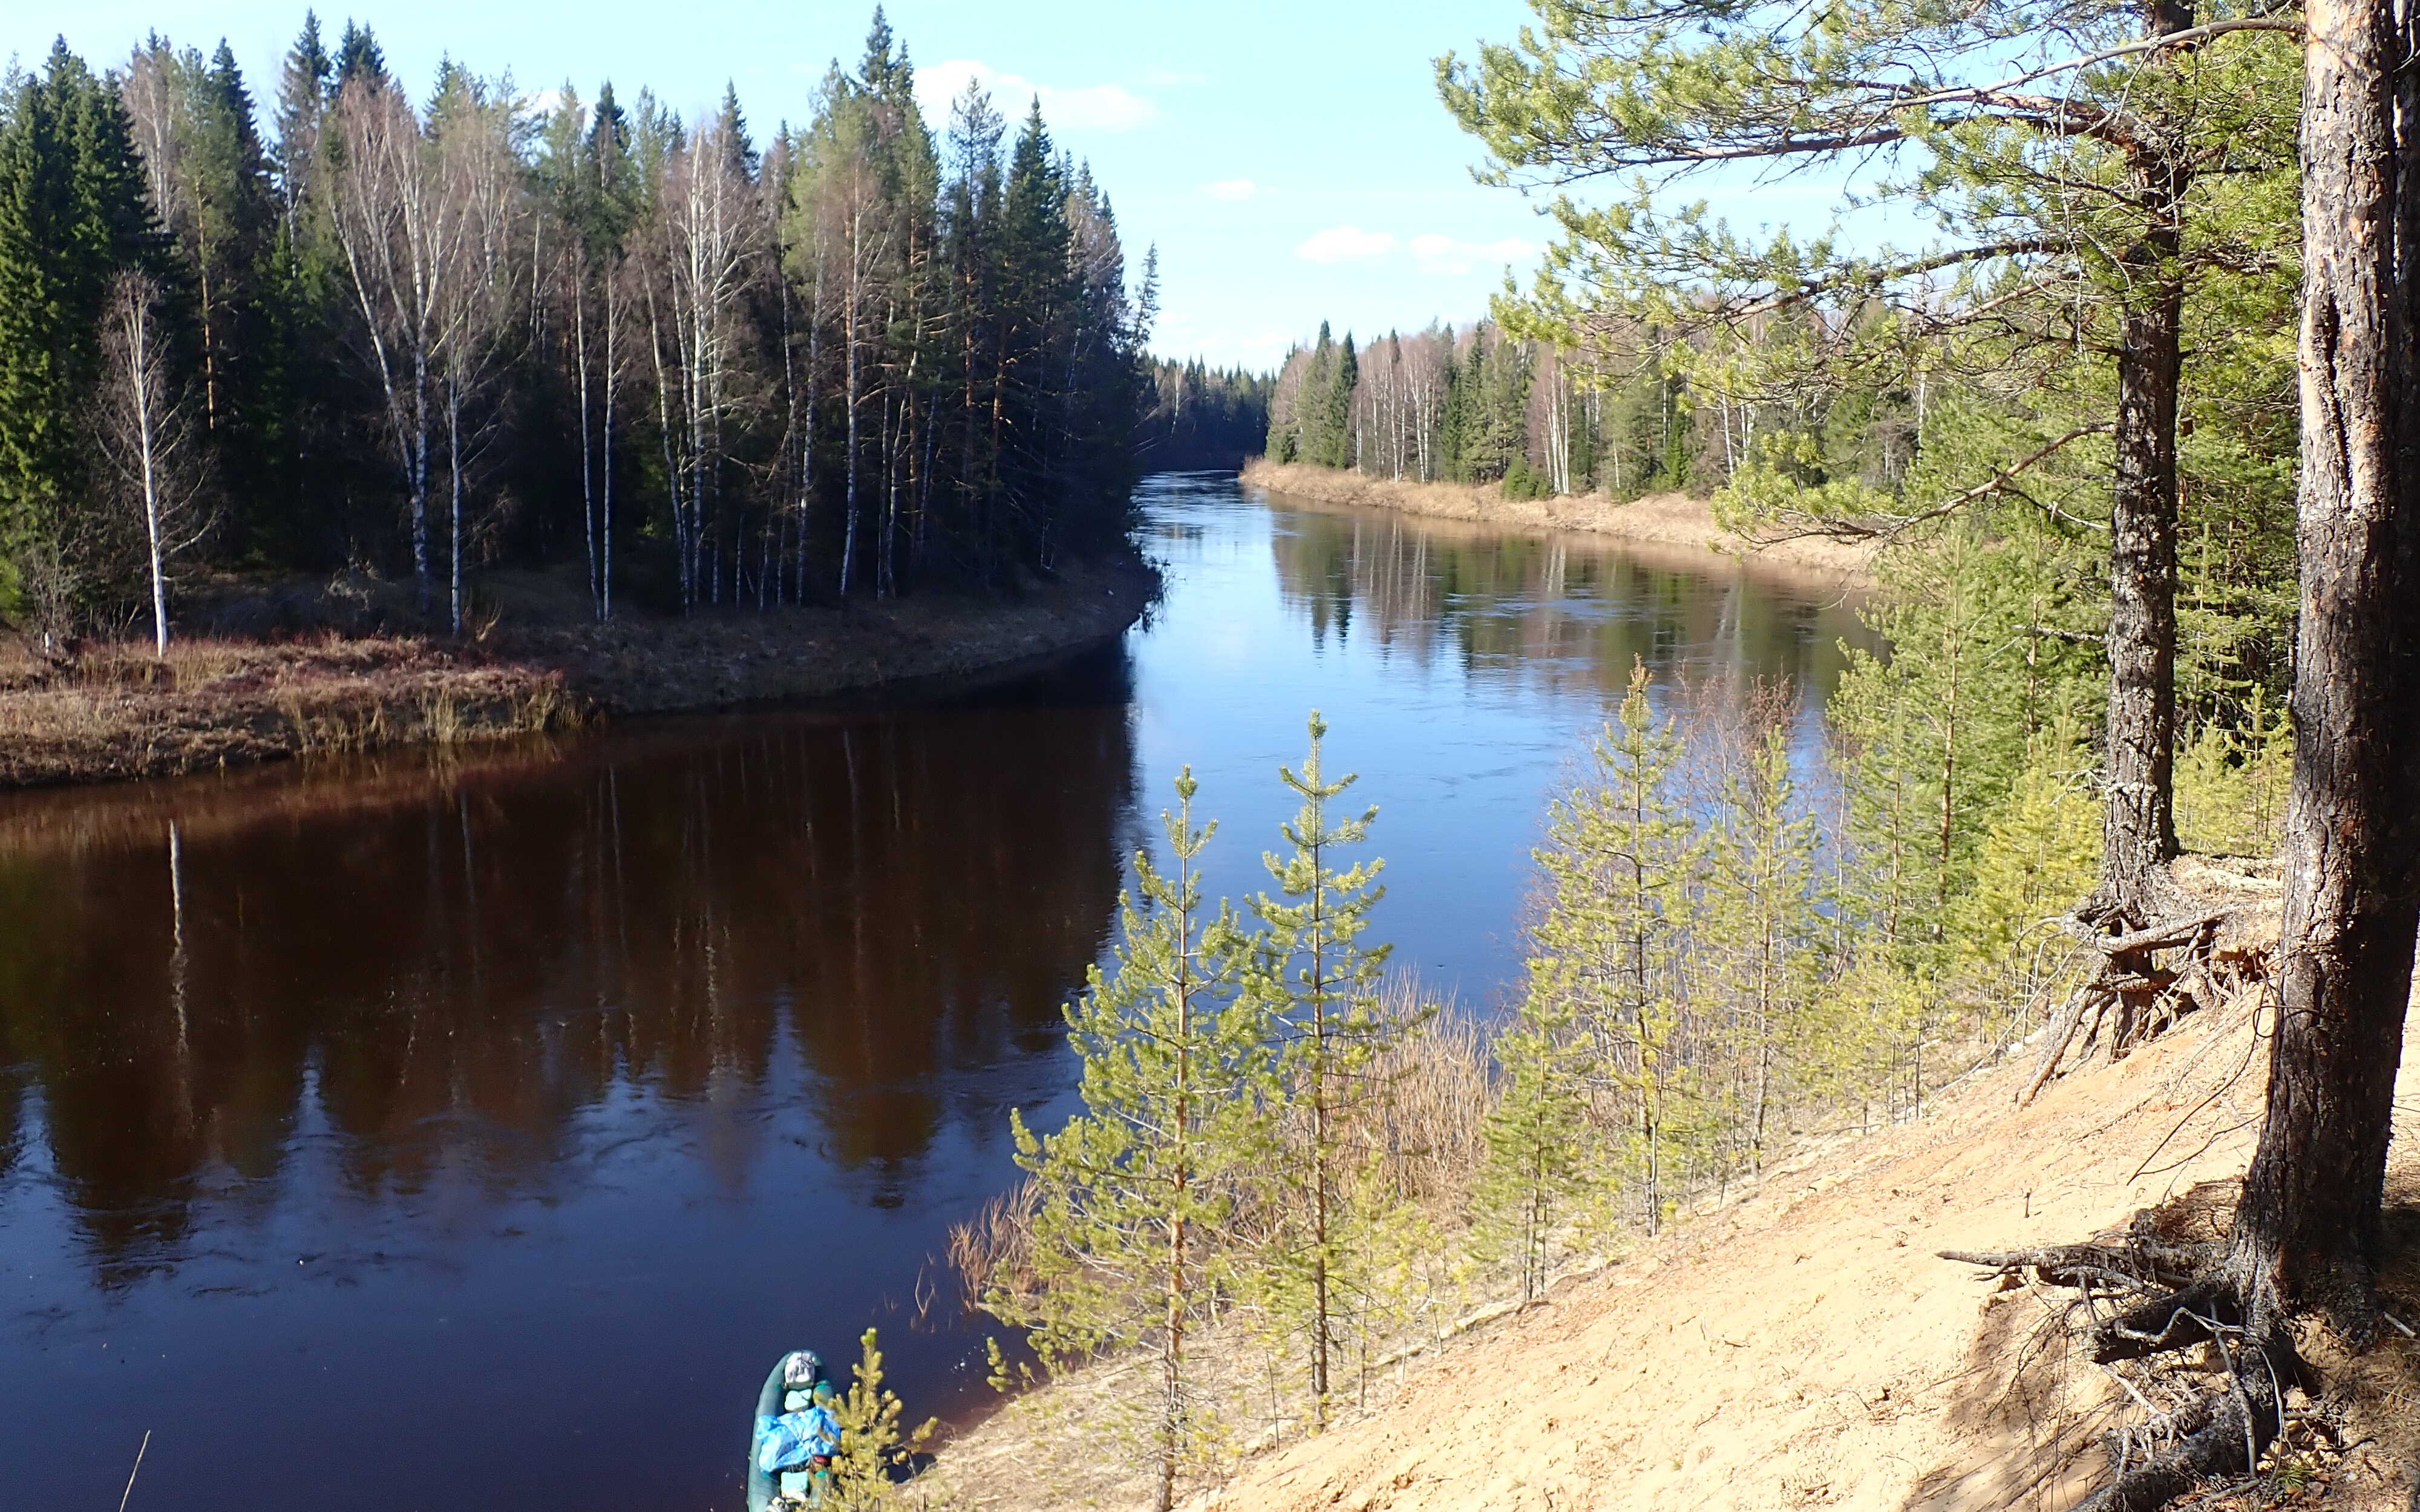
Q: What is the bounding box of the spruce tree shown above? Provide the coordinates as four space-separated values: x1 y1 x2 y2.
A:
1295 322 1335 468
270 10 332 221
1313 333 1356 468
333 21 386 88
0 42 172 628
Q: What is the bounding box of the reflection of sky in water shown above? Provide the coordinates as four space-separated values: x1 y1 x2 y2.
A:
1128 473 1872 1003
0 472 1873 1512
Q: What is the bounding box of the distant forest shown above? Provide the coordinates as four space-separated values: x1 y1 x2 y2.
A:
1264 320 1697 501
1139 358 1270 471
0 10 1165 643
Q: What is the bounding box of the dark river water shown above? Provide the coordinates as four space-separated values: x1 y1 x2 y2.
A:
0 474 1868 1511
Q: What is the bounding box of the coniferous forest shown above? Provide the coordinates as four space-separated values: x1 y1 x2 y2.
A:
1139 358 1269 471
0 9 1153 647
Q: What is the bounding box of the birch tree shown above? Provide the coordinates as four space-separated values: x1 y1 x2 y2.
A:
94 270 210 655
323 69 460 614
428 64 525 633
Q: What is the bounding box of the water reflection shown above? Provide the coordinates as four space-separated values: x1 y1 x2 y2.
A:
1267 497 1853 699
0 655 1135 1511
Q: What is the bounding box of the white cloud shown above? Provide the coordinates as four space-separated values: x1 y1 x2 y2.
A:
1200 178 1257 202
915 59 1159 133
1297 225 1398 264
1409 233 1538 275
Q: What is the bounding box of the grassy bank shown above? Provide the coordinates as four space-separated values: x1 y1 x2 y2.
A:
1239 459 1877 582
0 552 1156 789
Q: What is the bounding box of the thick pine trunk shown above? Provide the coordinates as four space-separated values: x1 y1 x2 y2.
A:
2093 0 2193 936
2226 0 2420 1329
2099 281 2182 925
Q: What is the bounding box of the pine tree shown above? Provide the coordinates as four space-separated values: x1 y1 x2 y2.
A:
1474 984 1592 1301
825 1327 935 1511
1699 722 1822 1173
1251 712 1392 1429
1004 771 1272 1512
1522 659 1698 1233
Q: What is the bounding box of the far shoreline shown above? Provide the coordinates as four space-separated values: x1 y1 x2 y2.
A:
1238 458 1879 585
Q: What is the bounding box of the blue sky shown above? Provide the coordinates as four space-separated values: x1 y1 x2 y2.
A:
6 0 1840 371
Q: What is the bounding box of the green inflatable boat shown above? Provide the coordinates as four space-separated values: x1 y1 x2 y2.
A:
747 1351 836 1511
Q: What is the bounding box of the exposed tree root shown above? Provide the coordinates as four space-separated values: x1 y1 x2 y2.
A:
1944 1234 2304 1512
2023 904 2248 1106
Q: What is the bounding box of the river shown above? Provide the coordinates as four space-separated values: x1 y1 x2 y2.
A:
0 472 1870 1511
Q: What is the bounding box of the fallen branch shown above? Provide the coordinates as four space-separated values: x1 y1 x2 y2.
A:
1940 1240 2209 1293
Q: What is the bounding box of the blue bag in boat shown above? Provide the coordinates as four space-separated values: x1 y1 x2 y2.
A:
754 1403 840 1474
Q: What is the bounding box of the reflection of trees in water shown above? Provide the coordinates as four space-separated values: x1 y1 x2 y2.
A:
0 670 1136 1283
1268 505 1866 699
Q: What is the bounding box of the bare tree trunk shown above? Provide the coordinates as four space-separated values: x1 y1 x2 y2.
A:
2225 0 2420 1332
448 373 464 635
412 344 431 613
842 258 862 596
575 269 598 619
803 249 823 601
644 282 687 609
602 268 618 622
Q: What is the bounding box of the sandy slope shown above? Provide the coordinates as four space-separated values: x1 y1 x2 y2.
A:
1179 996 2420 1512
1238 460 1879 582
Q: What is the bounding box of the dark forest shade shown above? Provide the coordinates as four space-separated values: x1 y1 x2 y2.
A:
1137 357 1269 471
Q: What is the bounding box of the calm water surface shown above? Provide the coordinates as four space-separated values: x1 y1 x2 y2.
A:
0 474 1869 1510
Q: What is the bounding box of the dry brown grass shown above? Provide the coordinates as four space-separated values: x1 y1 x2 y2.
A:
0 631 581 787
1 549 1156 790
1240 458 1877 581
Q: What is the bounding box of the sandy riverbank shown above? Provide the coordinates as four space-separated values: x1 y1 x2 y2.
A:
1240 459 1878 582
914 868 2418 1512
0 551 1157 789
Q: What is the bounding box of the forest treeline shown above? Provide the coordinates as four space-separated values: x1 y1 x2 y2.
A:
1264 319 1689 500
1141 358 1269 471
0 8 1157 649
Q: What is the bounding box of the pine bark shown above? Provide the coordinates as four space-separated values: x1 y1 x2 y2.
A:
2092 0 2192 934
2226 0 2420 1328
